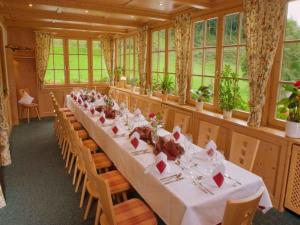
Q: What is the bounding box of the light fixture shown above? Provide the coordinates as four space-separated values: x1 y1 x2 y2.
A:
85 10 89 13
56 8 62 14
159 3 163 6
28 3 33 7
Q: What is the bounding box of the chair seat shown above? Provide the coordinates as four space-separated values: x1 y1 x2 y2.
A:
59 107 71 112
86 170 129 198
68 116 77 123
100 199 157 225
77 130 89 140
92 152 112 169
72 121 83 130
83 139 98 152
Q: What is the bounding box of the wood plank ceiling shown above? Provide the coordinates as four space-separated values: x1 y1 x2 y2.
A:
0 0 229 35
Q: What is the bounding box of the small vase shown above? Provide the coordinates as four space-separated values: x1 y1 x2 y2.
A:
286 121 300 138
161 94 168 101
223 110 232 119
196 102 204 112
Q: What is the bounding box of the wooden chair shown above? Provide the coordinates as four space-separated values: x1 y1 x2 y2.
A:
229 132 260 171
222 187 265 225
173 112 190 134
90 165 157 225
197 121 220 147
80 143 131 225
18 88 40 123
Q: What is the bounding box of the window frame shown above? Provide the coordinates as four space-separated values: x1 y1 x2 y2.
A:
92 40 108 83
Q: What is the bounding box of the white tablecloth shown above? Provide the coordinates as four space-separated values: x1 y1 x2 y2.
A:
66 96 272 225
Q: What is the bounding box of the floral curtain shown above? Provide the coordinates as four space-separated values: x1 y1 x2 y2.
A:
137 26 148 94
35 31 52 87
244 0 285 127
100 34 115 86
174 13 192 104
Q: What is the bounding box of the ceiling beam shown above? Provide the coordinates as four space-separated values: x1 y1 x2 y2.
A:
5 19 129 34
172 0 212 9
0 7 141 28
5 0 171 21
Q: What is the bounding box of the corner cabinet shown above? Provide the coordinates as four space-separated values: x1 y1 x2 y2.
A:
285 144 300 215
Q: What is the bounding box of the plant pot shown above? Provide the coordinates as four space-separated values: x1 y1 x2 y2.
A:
286 121 300 138
195 102 204 112
161 93 168 101
223 110 232 119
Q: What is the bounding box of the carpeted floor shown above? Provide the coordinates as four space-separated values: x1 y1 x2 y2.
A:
0 118 299 225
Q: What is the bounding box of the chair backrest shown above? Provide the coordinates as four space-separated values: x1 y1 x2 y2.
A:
229 132 260 171
173 112 190 134
222 187 265 225
197 121 220 147
80 144 117 225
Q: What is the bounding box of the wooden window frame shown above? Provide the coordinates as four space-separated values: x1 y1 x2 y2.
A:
92 40 108 83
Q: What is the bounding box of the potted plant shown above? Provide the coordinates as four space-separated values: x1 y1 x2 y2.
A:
146 86 153 97
191 85 212 111
130 77 137 92
219 65 243 119
277 81 300 138
114 67 122 86
160 76 173 101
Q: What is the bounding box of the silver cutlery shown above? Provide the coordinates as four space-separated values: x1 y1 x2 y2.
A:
198 182 214 195
132 150 152 155
160 173 182 182
163 176 184 185
224 175 242 185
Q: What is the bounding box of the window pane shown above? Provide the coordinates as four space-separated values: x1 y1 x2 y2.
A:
152 72 158 85
239 47 248 78
93 41 101 55
44 70 54 84
47 56 53 70
159 30 166 51
204 48 216 76
276 83 290 120
79 40 88 54
152 53 158 71
285 1 300 41
69 55 78 69
152 31 159 51
224 14 239 45
169 29 175 50
281 42 300 81
53 39 63 54
192 49 203 75
239 14 246 44
70 70 79 83
93 70 101 82
79 55 88 69
237 80 249 111
68 40 78 54
54 55 64 69
55 70 65 84
203 76 214 103
206 18 217 46
168 51 176 74
158 52 165 72
80 70 88 83
223 47 237 72
194 21 204 48
191 76 202 90
93 55 101 69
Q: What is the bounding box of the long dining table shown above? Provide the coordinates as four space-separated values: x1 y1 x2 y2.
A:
66 95 272 225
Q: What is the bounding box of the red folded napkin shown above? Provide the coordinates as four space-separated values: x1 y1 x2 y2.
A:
173 131 180 141
99 116 105 124
212 163 225 188
78 98 82 104
84 102 88 109
213 172 224 188
74 96 77 101
130 137 139 149
112 126 118 134
71 93 74 98
90 108 95 115
156 160 167 174
97 94 101 99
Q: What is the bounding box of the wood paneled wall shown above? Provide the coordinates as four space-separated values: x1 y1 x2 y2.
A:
110 86 296 211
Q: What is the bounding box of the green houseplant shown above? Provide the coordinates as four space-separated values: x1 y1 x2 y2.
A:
219 65 243 119
277 81 300 138
114 67 122 83
191 85 213 111
160 76 174 101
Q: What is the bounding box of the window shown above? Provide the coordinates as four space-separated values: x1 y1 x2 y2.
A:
191 18 217 103
45 38 65 85
68 39 88 83
168 28 176 92
92 41 108 82
151 29 166 86
125 37 135 83
222 13 248 111
276 1 300 120
116 39 124 70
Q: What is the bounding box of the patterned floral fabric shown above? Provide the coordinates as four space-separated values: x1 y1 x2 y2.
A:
137 26 148 94
0 184 5 208
244 0 285 127
0 85 10 167
100 35 115 86
35 32 52 87
174 13 192 105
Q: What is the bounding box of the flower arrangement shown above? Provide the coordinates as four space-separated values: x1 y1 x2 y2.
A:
104 96 114 108
277 80 300 122
149 112 163 130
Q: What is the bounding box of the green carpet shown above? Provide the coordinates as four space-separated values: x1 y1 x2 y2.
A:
0 118 299 225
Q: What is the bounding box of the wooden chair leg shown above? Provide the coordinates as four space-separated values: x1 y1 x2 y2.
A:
73 163 78 185
94 200 101 225
80 175 87 208
75 171 83 193
27 107 30 124
34 106 41 120
84 195 93 220
68 154 75 174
